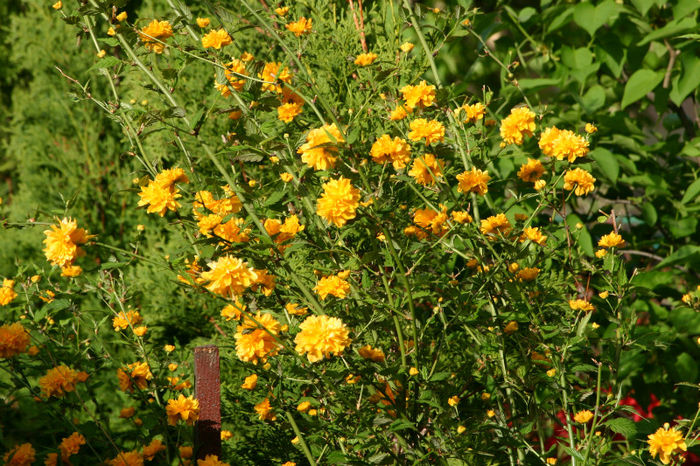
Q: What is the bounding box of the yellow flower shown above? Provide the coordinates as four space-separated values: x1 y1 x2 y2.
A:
43 218 93 267
117 361 152 392
166 395 200 425
221 301 245 321
547 368 557 377
585 123 598 134
202 29 232 49
480 214 512 238
546 458 557 465
119 407 135 418
316 177 361 227
0 322 30 358
241 374 258 390
648 423 687 465
280 172 294 183
448 395 460 407
52 1 62 9
504 321 519 334
220 430 233 441
481 392 491 401
59 432 86 460
516 267 540 281
278 101 303 123
486 409 496 418
408 118 445 144
254 398 277 421
286 17 312 36
196 17 210 28
534 179 546 191
0 279 17 306
275 6 290 16
96 49 106 58
500 106 536 145
412 205 449 237
538 126 589 162
569 299 595 312
409 367 419 376
573 409 594 423
451 210 472 224
370 135 411 169
138 168 189 216
164 344 175 353
3 443 35 466
294 315 351 362
563 168 596 196
168 363 178 371
138 19 173 53
354 52 378 66
520 227 547 246
598 232 625 248
235 313 282 364
298 123 344 170
408 154 444 186
358 345 385 362
314 273 351 300
60 265 83 277
401 80 436 109
457 425 466 434
107 26 117 36
297 401 311 412
215 59 247 96
400 42 414 52
517 158 545 183
258 62 293 93
200 256 258 298
456 168 490 195
143 438 166 461
116 11 127 21
106 450 142 466
112 309 143 331
458 102 485 124
39 365 89 398
389 105 411 120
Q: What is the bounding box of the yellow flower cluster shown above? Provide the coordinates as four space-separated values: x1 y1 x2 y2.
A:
234 312 282 363
500 107 536 145
278 87 304 123
258 62 293 93
354 52 378 66
137 168 189 216
358 345 385 362
166 394 200 425
3 443 35 466
254 398 277 421
264 215 305 247
215 58 247 97
200 256 258 298
202 28 232 49
539 126 589 162
517 158 545 183
480 214 512 238
406 205 448 239
408 119 445 145
314 271 351 300
400 80 436 109
648 423 687 465
0 278 17 306
138 19 173 53
598 231 625 248
39 365 89 398
58 432 86 461
0 322 30 358
370 135 411 169
456 168 490 195
43 218 93 267
298 124 345 170
563 168 596 196
286 17 313 36
458 102 485 124
117 361 153 392
569 299 595 312
408 154 444 186
316 177 361 227
112 309 142 331
294 315 351 362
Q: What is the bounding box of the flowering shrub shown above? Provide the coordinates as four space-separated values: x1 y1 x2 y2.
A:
1 1 700 465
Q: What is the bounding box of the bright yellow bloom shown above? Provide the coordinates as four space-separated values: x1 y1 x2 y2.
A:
196 17 210 28
117 361 152 392
412 205 449 237
43 218 93 267
60 265 82 277
286 17 312 36
138 168 189 216
516 267 540 281
297 401 311 412
370 135 411 169
119 407 135 418
517 158 545 183
448 395 460 407
221 301 245 321
354 52 378 66
546 458 557 465
486 409 496 418
59 432 86 460
457 425 467 434
215 59 247 97
294 315 351 362
241 373 258 390
52 1 62 10
573 410 594 423
193 187 242 218
389 105 411 120
408 154 444 186
598 232 625 248
143 438 166 461
408 119 445 144
221 430 233 440
258 62 293 93
358 345 385 362
314 273 351 300
278 101 303 123
112 309 143 331
97 49 106 58
316 177 361 227
569 299 595 312
401 80 436 109
254 398 277 421
500 107 536 145
648 423 687 465
280 172 294 183
451 210 472 224
534 179 546 191
166 395 200 425
235 313 282 364
3 443 35 466
538 126 589 162
285 303 308 316
0 322 30 358
0 279 17 306
107 26 117 36
456 168 490 195
547 368 556 377
139 20 173 53
400 42 414 52
298 123 344 170
39 365 89 398
275 6 290 16
521 227 547 246
202 28 232 49
198 454 230 466
585 123 598 134
459 102 485 124
106 450 142 466
116 11 127 21
504 321 519 334
200 256 258 298
563 168 596 196
480 214 512 238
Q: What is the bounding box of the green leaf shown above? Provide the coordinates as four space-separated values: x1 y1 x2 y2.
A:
681 178 700 204
87 56 121 71
264 190 286 206
670 55 700 106
641 203 658 226
638 17 697 45
674 0 700 19
517 78 560 90
621 69 664 109
631 0 658 15
605 417 638 439
574 1 619 37
675 352 698 383
581 85 606 113
589 148 619 184
667 216 698 238
655 245 700 268
566 214 594 257
595 40 626 78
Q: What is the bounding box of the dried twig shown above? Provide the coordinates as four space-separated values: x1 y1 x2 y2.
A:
348 0 368 52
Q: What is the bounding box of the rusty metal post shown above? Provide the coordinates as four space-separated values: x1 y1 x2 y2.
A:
194 345 221 460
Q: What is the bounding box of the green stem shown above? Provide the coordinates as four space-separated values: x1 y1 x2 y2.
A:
286 411 318 466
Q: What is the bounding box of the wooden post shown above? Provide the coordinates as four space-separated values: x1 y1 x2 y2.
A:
194 345 221 460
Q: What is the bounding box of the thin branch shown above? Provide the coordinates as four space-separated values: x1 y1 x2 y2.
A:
348 0 368 52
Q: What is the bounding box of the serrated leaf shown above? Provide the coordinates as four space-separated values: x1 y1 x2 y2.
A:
88 56 121 71
605 417 637 439
681 178 700 204
621 69 664 109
